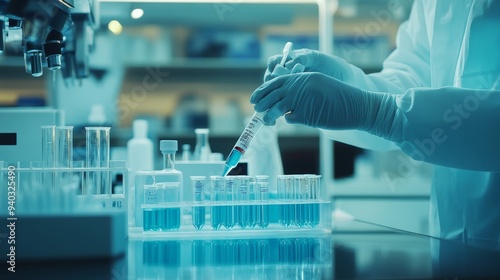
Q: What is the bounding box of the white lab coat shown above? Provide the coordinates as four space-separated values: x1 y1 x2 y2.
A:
325 0 500 248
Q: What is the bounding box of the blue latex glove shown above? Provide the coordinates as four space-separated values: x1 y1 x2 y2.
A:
251 72 399 139
264 49 354 82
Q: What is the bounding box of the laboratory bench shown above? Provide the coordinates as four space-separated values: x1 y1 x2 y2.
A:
3 216 500 280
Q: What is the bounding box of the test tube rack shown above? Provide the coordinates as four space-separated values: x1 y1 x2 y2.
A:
129 175 332 239
0 160 128 261
0 160 128 214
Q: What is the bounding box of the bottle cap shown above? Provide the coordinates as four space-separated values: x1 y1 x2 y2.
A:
160 140 178 153
133 119 148 138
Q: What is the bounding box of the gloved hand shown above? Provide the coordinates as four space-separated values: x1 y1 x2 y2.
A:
264 49 354 82
251 72 399 140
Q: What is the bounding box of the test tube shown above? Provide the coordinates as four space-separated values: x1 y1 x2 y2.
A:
56 126 73 168
85 127 110 195
277 175 294 228
55 126 73 197
159 182 181 231
210 176 224 230
191 176 206 230
236 175 250 229
248 176 258 228
255 175 270 229
41 126 56 168
134 171 155 228
308 175 321 227
294 175 310 228
223 176 236 230
41 126 56 193
143 184 159 231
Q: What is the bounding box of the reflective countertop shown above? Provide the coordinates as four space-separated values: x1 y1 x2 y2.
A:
3 217 500 280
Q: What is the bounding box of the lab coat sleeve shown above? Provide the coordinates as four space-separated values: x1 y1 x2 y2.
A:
391 87 500 172
322 0 432 150
347 0 433 94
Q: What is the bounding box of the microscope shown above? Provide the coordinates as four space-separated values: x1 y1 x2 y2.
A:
0 0 98 80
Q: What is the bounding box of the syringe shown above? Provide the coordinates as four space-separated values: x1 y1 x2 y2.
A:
221 42 294 177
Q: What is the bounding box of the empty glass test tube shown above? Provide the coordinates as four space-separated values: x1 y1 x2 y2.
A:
210 176 225 230
41 126 56 192
85 127 110 195
191 176 206 230
56 126 73 168
55 126 74 193
42 125 56 168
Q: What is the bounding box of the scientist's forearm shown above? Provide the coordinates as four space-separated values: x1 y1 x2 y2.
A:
389 87 500 172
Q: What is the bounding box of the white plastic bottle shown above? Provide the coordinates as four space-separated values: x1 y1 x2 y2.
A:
127 119 154 226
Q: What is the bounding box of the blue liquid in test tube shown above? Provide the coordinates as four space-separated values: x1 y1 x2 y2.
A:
160 207 180 231
294 175 309 228
159 182 181 231
143 184 159 231
248 177 258 228
191 176 206 230
143 208 156 231
308 175 321 227
237 176 250 229
224 177 236 230
255 175 270 229
210 176 224 230
277 175 294 228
